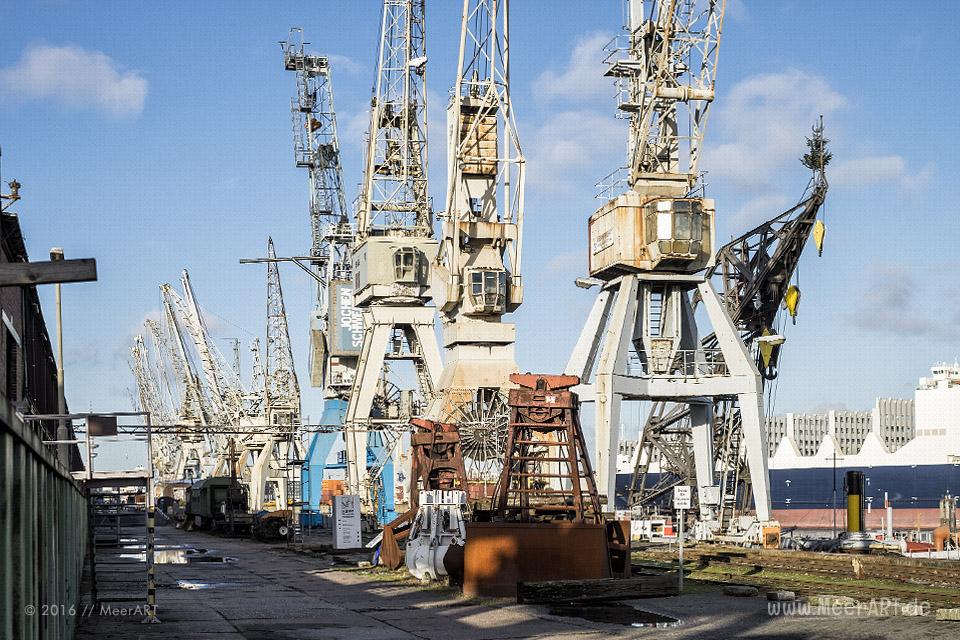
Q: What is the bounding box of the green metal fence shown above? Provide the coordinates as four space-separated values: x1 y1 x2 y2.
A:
0 404 87 640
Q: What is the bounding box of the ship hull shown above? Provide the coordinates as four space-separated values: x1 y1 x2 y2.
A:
616 463 960 529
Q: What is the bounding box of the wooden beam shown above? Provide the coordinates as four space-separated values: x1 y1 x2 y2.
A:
517 573 679 604
0 259 97 286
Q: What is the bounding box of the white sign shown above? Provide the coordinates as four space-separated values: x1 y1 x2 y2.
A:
673 485 692 510
333 494 362 549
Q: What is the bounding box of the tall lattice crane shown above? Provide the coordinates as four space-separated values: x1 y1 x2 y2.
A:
427 0 525 482
281 29 360 397
345 0 443 505
178 270 247 423
264 238 301 425
565 0 782 544
157 287 216 479
130 335 181 483
628 122 831 527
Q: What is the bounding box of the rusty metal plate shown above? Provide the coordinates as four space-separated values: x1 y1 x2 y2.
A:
463 522 611 597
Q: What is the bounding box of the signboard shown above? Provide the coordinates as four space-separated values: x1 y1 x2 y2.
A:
673 485 692 510
332 494 362 549
87 414 118 437
328 279 364 356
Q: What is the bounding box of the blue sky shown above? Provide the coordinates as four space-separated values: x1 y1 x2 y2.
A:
2 1 958 466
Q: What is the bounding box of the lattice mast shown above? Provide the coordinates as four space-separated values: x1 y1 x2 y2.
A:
345 0 444 504
281 29 358 396
356 0 431 237
425 0 525 480
265 238 301 427
621 0 723 190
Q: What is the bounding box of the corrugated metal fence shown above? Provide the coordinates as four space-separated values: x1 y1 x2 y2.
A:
0 404 87 640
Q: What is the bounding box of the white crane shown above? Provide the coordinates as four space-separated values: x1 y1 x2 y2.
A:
157 287 216 480
345 0 444 505
564 0 778 545
281 28 360 397
130 335 181 483
427 0 525 482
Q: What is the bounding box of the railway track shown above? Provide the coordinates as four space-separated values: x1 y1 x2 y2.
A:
634 546 960 607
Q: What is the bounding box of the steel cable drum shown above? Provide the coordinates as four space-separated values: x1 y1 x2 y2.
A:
443 389 509 482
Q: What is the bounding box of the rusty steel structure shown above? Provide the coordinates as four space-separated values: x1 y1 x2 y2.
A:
407 418 469 501
378 418 469 570
493 374 601 523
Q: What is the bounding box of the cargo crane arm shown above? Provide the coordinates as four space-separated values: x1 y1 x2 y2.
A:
628 122 832 514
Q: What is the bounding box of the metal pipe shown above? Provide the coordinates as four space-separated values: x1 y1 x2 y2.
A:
51 248 67 467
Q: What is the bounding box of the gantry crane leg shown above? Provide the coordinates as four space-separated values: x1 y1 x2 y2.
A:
345 306 442 499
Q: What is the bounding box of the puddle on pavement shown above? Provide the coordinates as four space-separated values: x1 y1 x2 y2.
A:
176 580 241 590
116 548 236 564
549 603 681 628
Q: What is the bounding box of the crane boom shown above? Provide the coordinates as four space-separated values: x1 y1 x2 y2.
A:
424 0 524 482
356 0 431 237
617 0 725 188
281 29 359 395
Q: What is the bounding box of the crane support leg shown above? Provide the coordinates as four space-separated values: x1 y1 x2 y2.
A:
737 392 771 521
690 401 715 519
697 280 772 522
565 289 613 380
345 306 442 500
592 276 638 504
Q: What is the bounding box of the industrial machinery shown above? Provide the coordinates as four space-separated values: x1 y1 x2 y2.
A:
405 490 468 581
185 477 251 532
492 374 602 524
280 30 398 524
427 0 526 487
463 374 625 597
132 259 303 528
626 123 830 539
563 0 779 545
345 0 443 512
377 418 469 572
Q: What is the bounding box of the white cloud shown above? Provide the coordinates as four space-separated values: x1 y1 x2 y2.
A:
342 104 370 150
547 250 586 273
0 44 147 117
727 0 749 23
704 69 846 189
729 193 791 229
532 32 613 105
849 266 953 339
830 155 933 192
525 109 625 195
328 53 362 76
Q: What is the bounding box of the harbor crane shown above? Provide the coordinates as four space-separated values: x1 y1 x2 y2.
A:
157 287 216 480
281 28 359 397
425 0 526 484
345 0 444 506
280 28 399 522
627 122 831 529
564 0 780 544
130 335 182 483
